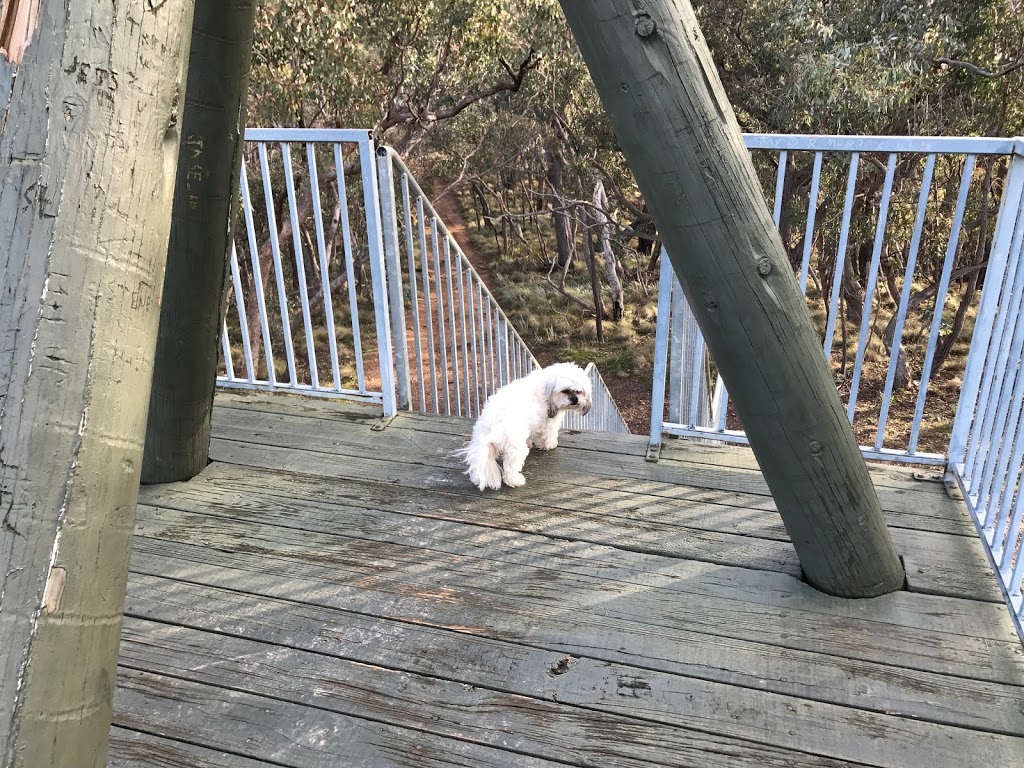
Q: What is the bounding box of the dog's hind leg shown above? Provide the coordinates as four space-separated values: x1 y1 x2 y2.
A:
501 442 529 487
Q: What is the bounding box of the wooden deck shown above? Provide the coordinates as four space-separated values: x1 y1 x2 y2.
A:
108 392 1024 767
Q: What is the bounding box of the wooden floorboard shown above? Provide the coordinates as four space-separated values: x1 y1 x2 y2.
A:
118 618 882 768
114 667 565 768
108 727 281 768
203 416 1002 603
114 393 1024 767
124 572 1024 738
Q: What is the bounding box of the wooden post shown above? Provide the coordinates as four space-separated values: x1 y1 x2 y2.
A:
558 0 906 597
142 0 258 484
0 0 194 766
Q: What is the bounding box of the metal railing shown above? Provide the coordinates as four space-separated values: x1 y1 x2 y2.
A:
563 363 631 434
217 129 628 434
219 128 395 408
947 144 1024 636
649 133 1024 637
376 147 629 433
651 134 1022 464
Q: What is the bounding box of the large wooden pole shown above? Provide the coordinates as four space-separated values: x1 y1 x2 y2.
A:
558 0 905 597
142 0 258 484
0 1 194 766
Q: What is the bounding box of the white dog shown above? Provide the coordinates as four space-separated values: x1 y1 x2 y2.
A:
456 362 593 491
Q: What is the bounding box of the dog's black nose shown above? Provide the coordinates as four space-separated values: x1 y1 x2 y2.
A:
569 394 578 405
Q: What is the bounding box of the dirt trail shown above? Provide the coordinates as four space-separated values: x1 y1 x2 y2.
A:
430 182 498 294
429 181 652 434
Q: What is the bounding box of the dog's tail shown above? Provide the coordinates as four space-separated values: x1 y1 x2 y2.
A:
453 434 502 491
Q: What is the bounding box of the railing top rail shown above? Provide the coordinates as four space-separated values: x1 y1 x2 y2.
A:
244 127 373 143
380 145 541 369
241 128 1024 157
743 133 1020 155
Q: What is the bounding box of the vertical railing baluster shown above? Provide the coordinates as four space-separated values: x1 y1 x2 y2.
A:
333 143 366 392
847 153 897 424
910 155 977 454
228 242 255 382
307 143 341 391
401 174 426 412
430 219 451 415
416 197 439 411
876 153 936 450
799 152 823 295
258 141 298 385
239 159 276 384
772 149 788 227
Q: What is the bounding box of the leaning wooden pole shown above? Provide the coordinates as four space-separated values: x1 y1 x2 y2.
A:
143 0 258 484
0 1 194 766
558 0 905 597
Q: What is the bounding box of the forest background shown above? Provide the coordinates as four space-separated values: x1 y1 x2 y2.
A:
238 0 1024 447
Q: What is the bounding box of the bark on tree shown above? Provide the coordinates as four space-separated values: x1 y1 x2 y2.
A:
545 143 573 268
593 176 625 320
559 0 905 597
142 0 258 484
0 1 194 766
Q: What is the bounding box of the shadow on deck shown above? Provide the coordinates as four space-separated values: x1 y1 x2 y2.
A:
109 393 1024 767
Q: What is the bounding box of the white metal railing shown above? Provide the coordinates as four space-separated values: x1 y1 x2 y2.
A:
376 147 628 433
219 128 395 409
217 129 628 434
947 144 1024 637
649 133 1024 637
651 134 1022 464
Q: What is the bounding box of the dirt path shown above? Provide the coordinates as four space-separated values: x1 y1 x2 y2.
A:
430 182 498 294
430 181 653 435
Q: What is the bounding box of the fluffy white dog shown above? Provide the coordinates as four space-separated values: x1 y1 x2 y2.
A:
456 362 593 491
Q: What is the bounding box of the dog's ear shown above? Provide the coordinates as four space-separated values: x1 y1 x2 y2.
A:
545 381 559 418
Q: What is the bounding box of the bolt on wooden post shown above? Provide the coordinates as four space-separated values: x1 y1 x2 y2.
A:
558 0 905 597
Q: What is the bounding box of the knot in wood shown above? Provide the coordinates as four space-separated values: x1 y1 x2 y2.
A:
635 14 657 37
757 258 772 276
809 440 823 456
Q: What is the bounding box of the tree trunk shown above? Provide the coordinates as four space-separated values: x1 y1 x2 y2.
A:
546 144 573 268
142 0 258 484
0 1 194 765
559 0 904 597
593 176 625 320
582 214 605 342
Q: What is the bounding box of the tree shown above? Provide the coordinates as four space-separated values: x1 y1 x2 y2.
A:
558 0 906 597
0 0 194 765
143 0 259 484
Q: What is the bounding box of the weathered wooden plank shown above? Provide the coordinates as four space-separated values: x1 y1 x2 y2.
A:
128 510 1024 685
138 459 995 606
125 572 1024 738
113 668 563 768
108 727 278 768
210 402 970 527
203 436 1000 602
211 396 954 497
119 616 1015 768
133 501 1011 641
140 461 806 576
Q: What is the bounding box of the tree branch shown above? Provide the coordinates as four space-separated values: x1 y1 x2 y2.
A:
380 48 541 130
935 55 1024 78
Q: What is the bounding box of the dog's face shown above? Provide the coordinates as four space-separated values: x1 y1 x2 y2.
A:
544 364 593 419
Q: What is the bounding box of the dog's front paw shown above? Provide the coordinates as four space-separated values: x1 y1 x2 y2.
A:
503 471 526 488
535 437 558 451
